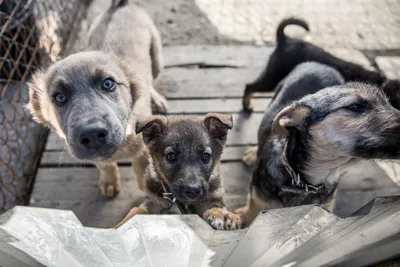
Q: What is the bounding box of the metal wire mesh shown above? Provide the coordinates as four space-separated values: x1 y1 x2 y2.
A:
0 0 89 213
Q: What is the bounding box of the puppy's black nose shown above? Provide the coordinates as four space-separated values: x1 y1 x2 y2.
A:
183 185 202 200
79 122 109 149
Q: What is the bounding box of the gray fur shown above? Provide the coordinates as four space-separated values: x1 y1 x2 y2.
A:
239 63 400 227
27 1 166 197
253 63 400 206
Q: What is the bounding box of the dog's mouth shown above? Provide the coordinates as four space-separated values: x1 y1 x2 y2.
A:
68 142 122 162
66 130 125 162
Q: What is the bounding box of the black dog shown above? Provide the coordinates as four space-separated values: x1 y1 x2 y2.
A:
242 17 400 111
238 62 400 227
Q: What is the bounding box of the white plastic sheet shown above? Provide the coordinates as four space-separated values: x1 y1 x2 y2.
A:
0 207 214 267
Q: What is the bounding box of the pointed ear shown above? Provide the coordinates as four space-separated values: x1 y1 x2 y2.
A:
135 115 167 144
272 105 310 136
204 113 233 140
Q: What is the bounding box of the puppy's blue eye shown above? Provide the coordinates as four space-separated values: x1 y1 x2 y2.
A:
166 152 177 162
54 93 67 104
201 153 211 163
102 78 116 91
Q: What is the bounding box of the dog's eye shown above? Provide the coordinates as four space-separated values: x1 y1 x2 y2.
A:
166 152 177 162
54 93 68 105
101 78 116 91
344 103 368 113
201 153 211 163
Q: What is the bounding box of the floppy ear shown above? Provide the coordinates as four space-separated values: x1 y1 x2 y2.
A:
26 70 53 128
272 105 309 136
116 58 140 107
204 113 233 140
135 115 167 144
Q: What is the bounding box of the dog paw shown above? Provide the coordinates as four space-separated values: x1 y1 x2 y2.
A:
203 208 242 230
242 146 258 167
151 91 168 114
99 179 120 197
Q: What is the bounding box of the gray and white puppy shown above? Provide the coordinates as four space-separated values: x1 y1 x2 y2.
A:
238 62 400 227
27 0 167 197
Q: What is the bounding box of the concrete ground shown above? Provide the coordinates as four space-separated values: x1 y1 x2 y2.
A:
76 0 400 50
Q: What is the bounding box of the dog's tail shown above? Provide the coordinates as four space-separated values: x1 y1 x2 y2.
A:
276 17 309 48
111 0 129 9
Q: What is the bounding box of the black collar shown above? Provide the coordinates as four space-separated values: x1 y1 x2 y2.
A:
280 132 323 195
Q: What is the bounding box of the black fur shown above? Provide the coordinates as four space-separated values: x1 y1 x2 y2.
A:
252 62 345 202
276 17 309 48
243 17 400 111
112 0 129 8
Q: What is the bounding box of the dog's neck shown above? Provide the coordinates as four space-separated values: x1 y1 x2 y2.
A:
301 157 356 191
286 133 358 192
265 133 354 194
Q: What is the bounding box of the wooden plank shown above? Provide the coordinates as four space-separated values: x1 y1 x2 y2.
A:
30 162 252 227
45 113 263 150
155 67 265 98
375 56 400 79
163 45 273 68
227 113 262 145
167 98 270 114
162 45 372 69
41 145 252 165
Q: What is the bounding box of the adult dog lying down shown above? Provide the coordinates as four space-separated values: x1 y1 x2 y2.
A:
243 17 400 112
238 62 400 227
27 0 167 197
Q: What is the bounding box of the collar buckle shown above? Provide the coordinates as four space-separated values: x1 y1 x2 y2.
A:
281 138 323 195
162 192 176 203
281 174 322 194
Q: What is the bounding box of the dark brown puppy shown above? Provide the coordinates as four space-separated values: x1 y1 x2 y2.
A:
114 113 242 230
242 17 400 112
238 69 400 227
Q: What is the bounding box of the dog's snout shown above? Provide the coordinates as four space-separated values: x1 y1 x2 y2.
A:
79 122 109 149
182 185 202 200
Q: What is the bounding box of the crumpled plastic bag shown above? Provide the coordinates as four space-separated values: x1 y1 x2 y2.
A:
0 206 214 267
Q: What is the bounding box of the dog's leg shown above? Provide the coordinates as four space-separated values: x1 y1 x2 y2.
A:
150 86 168 114
242 145 258 167
113 206 148 229
235 187 283 227
150 24 163 80
112 198 164 229
149 24 168 114
131 149 150 192
95 161 121 197
243 85 255 112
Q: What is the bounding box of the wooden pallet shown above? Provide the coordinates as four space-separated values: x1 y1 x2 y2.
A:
29 45 373 228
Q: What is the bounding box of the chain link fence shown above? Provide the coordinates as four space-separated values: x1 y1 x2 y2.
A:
0 0 90 213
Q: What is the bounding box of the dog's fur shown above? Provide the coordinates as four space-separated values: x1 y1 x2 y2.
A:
26 0 167 197
113 113 242 230
238 62 400 227
242 17 400 112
